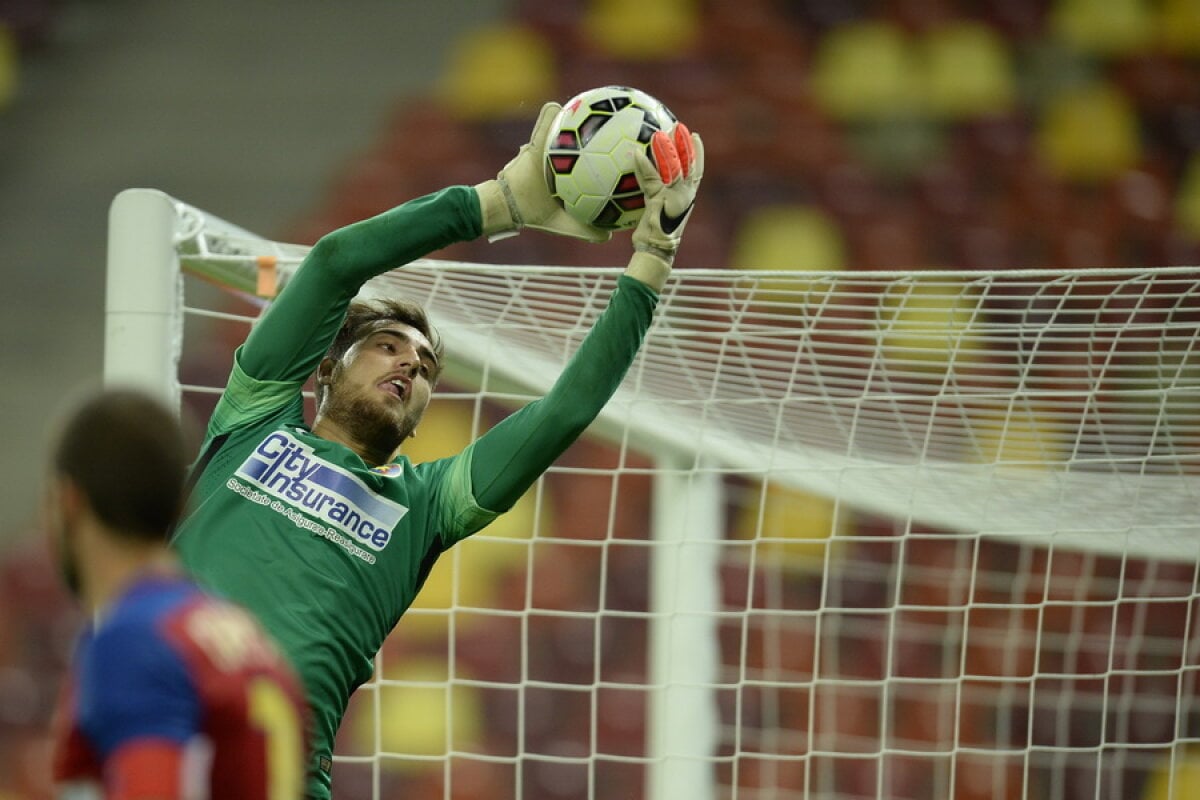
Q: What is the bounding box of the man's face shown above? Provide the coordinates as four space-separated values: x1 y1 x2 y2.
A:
321 322 438 455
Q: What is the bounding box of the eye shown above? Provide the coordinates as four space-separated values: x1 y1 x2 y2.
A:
379 341 396 353
418 363 432 378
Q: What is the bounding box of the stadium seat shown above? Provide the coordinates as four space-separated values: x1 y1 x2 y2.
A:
0 24 14 110
810 20 923 120
971 401 1060 468
1050 0 1155 57
1036 82 1142 182
401 402 541 635
1160 0 1200 55
730 482 846 573
437 24 557 121
729 204 847 273
349 656 486 765
1140 746 1200 800
581 0 701 61
1173 150 1200 239
920 21 1017 119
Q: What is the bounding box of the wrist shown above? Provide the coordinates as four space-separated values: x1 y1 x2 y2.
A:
474 180 518 240
625 249 673 293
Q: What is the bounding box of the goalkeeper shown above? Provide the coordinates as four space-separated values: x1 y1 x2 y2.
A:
173 102 703 800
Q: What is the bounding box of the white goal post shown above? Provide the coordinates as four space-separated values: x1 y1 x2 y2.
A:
107 188 1200 800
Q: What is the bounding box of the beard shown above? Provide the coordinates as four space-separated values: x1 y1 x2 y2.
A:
323 384 424 459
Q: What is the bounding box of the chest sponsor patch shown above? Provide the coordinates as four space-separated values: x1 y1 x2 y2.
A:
234 431 407 551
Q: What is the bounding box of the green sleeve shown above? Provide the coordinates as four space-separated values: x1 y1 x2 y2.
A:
466 275 658 517
205 186 482 435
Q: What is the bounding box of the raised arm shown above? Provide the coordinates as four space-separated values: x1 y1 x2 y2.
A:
207 105 616 439
236 188 483 386
232 102 621 389
467 123 705 516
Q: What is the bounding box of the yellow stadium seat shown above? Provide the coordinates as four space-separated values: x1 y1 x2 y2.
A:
920 22 1017 119
730 204 847 273
811 20 923 120
1140 746 1200 800
437 24 557 121
1036 82 1141 182
350 656 485 766
970 400 1062 469
1051 0 1155 56
1160 0 1200 55
403 402 546 635
0 24 16 110
582 0 701 60
879 281 986 377
731 482 846 572
1173 151 1200 238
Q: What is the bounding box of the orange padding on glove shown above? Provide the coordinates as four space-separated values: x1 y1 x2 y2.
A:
650 123 695 183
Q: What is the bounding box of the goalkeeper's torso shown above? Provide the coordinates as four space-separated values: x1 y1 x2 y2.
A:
173 390 489 789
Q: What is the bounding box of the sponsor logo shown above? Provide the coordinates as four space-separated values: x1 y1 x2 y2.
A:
369 463 404 478
234 431 406 551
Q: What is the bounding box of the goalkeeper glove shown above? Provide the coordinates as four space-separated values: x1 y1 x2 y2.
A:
626 123 704 291
476 102 610 243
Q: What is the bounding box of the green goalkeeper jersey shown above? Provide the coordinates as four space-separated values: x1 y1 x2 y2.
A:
173 186 658 799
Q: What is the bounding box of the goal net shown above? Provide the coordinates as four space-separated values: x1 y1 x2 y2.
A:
107 188 1200 800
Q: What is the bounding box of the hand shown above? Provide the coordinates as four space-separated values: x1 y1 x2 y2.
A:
631 123 704 265
485 102 611 243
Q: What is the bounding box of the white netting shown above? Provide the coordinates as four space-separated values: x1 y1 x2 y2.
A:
121 194 1200 800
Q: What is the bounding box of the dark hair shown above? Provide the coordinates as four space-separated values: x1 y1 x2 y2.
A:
53 389 188 541
315 297 445 407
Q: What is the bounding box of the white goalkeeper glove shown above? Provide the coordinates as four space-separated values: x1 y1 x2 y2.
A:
625 123 704 291
476 102 610 243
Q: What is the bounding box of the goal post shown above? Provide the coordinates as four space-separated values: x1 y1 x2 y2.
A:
104 188 182 405
106 189 1200 800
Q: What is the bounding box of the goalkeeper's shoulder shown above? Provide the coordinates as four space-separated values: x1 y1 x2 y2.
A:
206 351 305 438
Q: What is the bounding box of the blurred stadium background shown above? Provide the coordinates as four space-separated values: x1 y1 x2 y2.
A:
4 0 1200 798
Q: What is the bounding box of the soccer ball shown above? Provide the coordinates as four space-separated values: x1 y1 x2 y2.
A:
543 86 677 231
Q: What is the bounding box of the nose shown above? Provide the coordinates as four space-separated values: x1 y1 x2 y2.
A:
394 347 420 377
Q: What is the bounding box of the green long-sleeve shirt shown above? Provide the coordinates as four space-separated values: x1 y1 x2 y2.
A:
173 186 658 799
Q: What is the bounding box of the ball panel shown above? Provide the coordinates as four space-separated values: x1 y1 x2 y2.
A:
550 154 579 174
543 85 675 231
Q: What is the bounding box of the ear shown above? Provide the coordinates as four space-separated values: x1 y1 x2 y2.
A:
45 475 84 530
60 478 86 520
316 357 337 386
